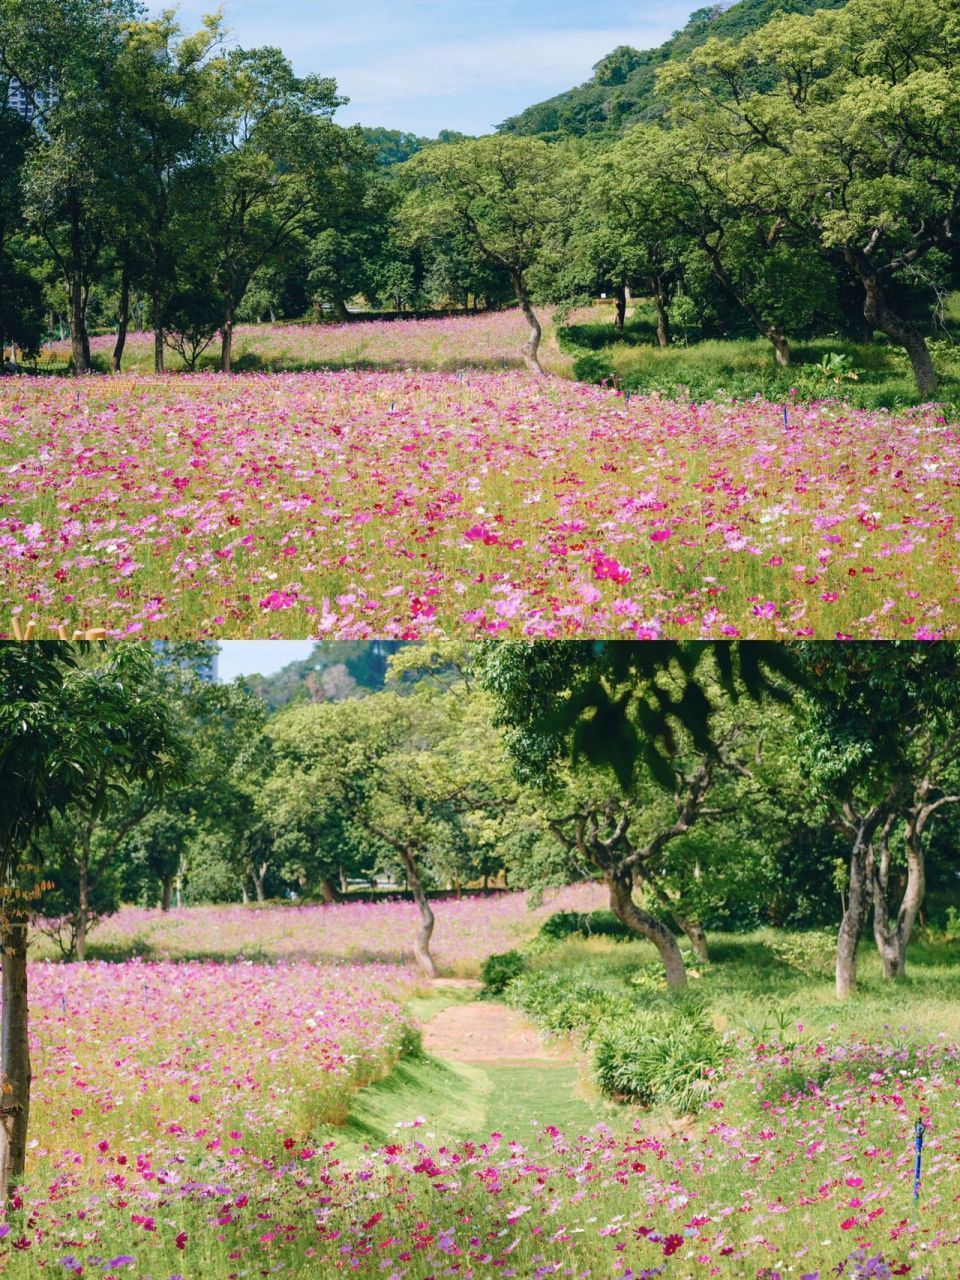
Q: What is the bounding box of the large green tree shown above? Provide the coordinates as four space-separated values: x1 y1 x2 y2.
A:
401 135 570 372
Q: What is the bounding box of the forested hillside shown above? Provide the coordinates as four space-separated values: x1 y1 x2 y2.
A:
500 0 847 138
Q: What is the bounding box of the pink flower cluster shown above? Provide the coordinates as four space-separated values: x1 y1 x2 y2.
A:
84 884 608 972
1 367 955 639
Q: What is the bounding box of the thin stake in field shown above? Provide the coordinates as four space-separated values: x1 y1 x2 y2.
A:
10 617 107 641
913 1114 925 1221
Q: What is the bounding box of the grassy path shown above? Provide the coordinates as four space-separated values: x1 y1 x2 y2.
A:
318 982 626 1156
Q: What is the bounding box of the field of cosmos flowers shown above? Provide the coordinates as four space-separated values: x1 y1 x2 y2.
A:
5 890 960 1280
2 313 958 641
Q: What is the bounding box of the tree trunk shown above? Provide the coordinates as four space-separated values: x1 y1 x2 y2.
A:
160 874 174 912
253 862 267 903
513 274 545 375
606 869 686 989
614 280 626 331
854 265 938 398
770 328 790 367
676 916 709 962
653 294 670 348
220 302 234 374
319 877 338 904
154 325 164 374
703 241 789 366
70 275 89 375
400 848 437 979
0 914 31 1201
112 257 131 374
240 881 249 905
332 296 349 322
836 802 891 998
75 863 89 963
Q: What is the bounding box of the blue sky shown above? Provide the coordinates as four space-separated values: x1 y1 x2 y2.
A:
161 0 694 135
217 641 314 682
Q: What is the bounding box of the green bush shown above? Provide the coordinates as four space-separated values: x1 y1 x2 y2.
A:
504 969 635 1039
480 949 527 996
592 1001 723 1112
571 350 618 385
769 929 835 978
538 909 633 944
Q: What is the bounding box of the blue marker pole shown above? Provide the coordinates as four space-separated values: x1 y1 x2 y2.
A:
913 1116 925 1214
782 403 789 429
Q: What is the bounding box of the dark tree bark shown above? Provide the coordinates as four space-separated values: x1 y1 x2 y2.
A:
653 293 671 348
319 877 339 904
846 252 938 398
613 279 627 331
220 300 235 374
160 874 174 912
0 914 31 1200
606 867 687 989
835 792 900 998
112 255 131 374
252 861 267 903
871 785 959 979
332 296 350 322
702 238 790 366
75 861 90 962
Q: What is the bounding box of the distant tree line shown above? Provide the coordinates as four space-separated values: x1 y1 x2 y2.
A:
1 0 957 394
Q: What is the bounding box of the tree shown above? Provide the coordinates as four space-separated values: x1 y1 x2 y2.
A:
660 0 960 395
196 47 342 372
261 674 518 977
480 641 801 986
401 135 571 372
798 643 960 996
0 0 142 372
0 642 185 1198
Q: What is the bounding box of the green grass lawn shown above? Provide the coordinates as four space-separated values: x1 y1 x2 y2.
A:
559 301 960 411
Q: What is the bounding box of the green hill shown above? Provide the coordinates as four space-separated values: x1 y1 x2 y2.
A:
499 0 847 139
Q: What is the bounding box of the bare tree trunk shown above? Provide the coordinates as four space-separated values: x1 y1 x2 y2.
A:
872 787 959 978
240 881 250 905
112 257 131 374
332 296 349 322
160 875 174 912
70 275 88 375
836 801 893 998
75 863 89 963
0 915 31 1201
614 280 626 331
399 848 437 979
846 250 938 398
653 294 670 348
676 916 709 962
220 301 234 374
253 862 267 903
513 274 545 375
607 870 687 989
319 877 338 904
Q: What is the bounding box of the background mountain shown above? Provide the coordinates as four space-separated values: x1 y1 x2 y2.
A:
499 0 847 139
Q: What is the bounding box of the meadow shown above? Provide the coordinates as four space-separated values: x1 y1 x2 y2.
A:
9 894 960 1280
2 336 957 640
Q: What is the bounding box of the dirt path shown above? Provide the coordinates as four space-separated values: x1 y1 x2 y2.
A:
422 995 572 1064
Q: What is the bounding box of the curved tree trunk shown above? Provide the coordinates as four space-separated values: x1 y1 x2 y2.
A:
606 869 686 989
676 916 709 962
112 257 131 374
0 915 31 1201
513 274 545 375
400 848 437 979
836 801 893 998
847 250 938 398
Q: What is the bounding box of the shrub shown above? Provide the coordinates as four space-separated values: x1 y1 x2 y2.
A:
504 969 635 1039
538 910 633 944
592 1001 723 1112
480 949 527 996
769 929 835 978
571 350 618 385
